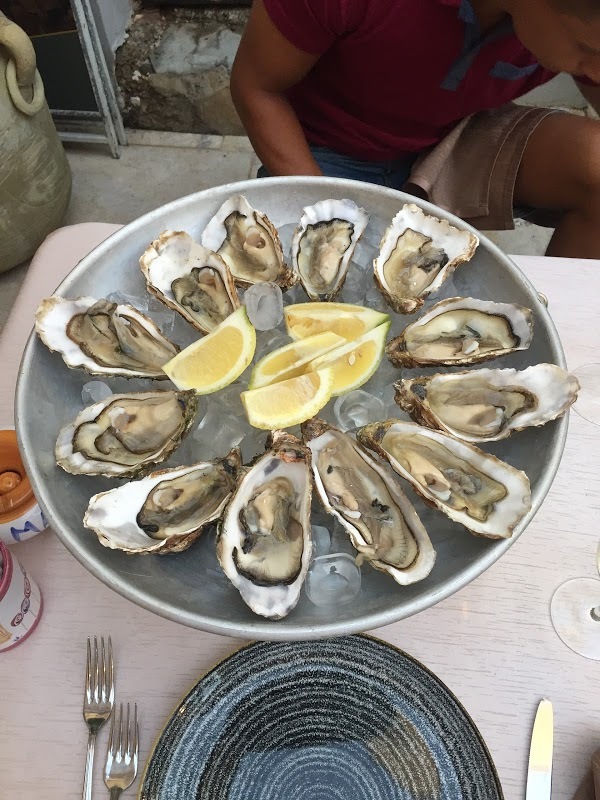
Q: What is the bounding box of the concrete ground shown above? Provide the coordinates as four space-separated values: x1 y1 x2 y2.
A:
0 131 553 332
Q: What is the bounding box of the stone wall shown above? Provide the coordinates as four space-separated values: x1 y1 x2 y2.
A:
115 6 248 135
115 5 590 137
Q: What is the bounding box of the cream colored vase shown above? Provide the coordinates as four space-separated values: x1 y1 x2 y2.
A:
0 12 72 273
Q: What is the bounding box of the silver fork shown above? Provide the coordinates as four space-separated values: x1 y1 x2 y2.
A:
82 636 115 800
104 702 139 799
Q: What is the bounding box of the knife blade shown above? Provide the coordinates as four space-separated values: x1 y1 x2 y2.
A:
526 699 554 800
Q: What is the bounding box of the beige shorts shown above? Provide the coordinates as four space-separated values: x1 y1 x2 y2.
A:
405 104 563 231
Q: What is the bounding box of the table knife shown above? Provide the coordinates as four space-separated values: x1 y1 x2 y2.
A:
526 699 553 800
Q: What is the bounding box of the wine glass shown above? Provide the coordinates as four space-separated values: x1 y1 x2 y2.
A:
572 363 600 426
550 543 600 660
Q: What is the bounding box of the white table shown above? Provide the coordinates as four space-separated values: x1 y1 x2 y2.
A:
1 228 599 799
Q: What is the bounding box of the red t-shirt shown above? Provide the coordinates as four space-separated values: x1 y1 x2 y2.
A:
263 0 564 160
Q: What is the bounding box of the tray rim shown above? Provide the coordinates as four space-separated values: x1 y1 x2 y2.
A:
15 176 569 640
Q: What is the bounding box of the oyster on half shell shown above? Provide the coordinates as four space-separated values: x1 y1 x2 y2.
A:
140 231 240 334
358 420 531 539
217 431 312 619
386 296 534 368
201 194 296 289
84 449 242 554
291 199 369 301
55 390 198 478
302 418 435 585
35 296 179 378
373 204 478 314
395 364 580 443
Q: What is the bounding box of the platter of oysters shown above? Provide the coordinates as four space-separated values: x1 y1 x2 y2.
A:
15 178 577 639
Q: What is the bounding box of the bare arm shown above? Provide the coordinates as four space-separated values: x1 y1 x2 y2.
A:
231 0 323 176
575 80 600 116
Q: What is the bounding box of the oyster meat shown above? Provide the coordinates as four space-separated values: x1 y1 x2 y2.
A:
217 431 312 619
302 418 435 585
35 296 179 378
55 390 198 478
291 199 369 301
358 420 531 539
84 450 241 554
386 296 534 367
395 364 580 443
201 194 295 288
374 203 478 314
140 230 240 334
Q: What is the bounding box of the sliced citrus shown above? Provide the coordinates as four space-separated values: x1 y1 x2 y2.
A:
284 302 390 341
249 331 346 390
307 321 391 395
162 306 256 393
241 368 334 430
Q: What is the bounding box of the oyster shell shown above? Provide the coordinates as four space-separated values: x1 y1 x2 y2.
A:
373 203 478 314
357 420 531 539
35 296 179 378
139 230 240 334
302 418 435 585
291 199 369 301
55 390 198 478
84 450 242 554
395 364 580 443
201 194 295 288
217 431 312 619
386 297 534 367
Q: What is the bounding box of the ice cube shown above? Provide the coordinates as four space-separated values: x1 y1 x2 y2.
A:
106 291 149 313
330 519 358 555
192 402 246 460
282 281 305 307
217 381 245 417
81 381 113 405
364 284 391 314
305 553 362 608
244 282 284 330
354 237 379 266
255 330 292 361
333 389 385 431
311 524 332 558
145 308 177 339
341 261 369 305
382 382 400 415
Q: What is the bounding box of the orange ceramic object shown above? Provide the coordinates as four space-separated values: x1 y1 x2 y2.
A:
0 429 36 523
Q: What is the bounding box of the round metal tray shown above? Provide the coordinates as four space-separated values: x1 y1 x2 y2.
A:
15 177 568 640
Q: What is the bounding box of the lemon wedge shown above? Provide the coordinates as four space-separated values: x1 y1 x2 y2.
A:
162 306 256 393
249 331 346 390
307 321 391 395
284 302 389 341
241 369 334 429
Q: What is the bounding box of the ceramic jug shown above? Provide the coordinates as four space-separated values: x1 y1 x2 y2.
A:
0 11 71 273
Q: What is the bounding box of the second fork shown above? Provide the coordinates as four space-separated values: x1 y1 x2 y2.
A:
105 702 139 799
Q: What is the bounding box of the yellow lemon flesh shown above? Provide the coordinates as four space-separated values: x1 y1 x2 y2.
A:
284 303 390 341
162 306 256 393
241 369 334 429
307 321 390 395
249 331 346 389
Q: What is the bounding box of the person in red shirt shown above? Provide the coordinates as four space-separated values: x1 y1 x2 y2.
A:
231 0 600 258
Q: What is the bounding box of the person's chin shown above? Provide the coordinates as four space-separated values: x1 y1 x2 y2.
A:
536 55 564 73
